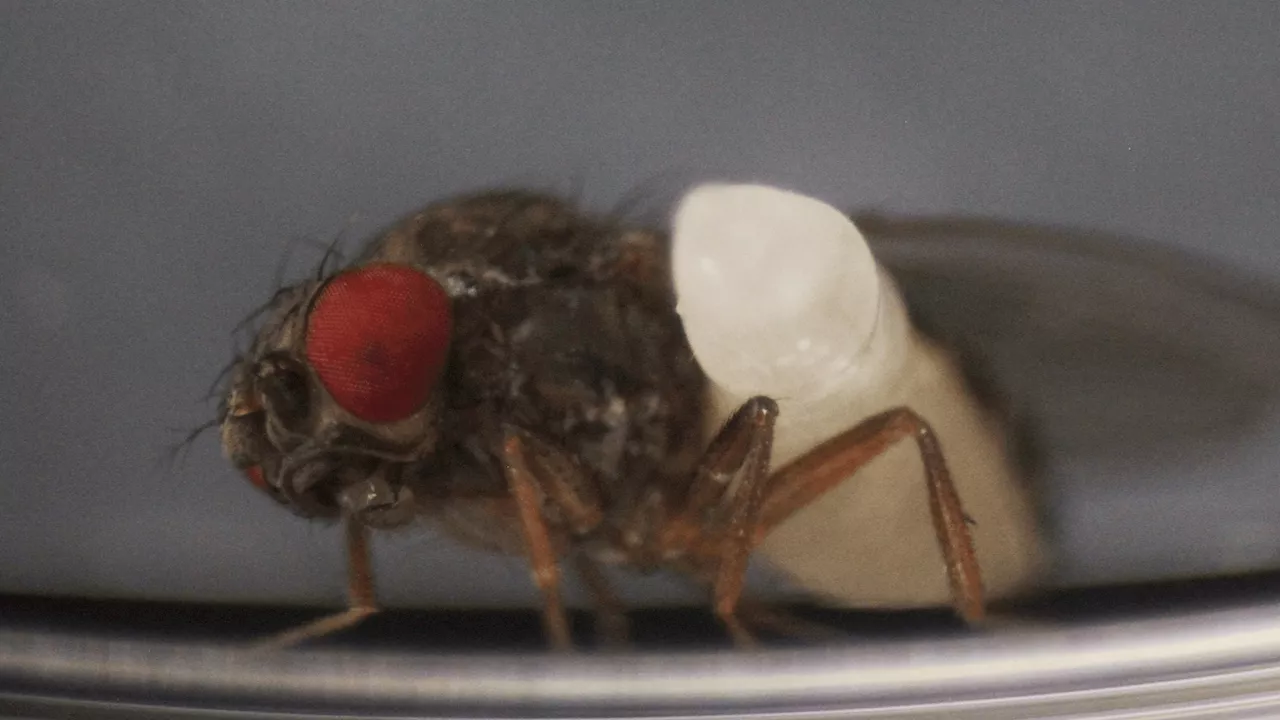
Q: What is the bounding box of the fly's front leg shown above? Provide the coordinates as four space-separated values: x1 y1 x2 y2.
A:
500 425 607 651
659 396 779 646
758 407 985 623
253 514 379 650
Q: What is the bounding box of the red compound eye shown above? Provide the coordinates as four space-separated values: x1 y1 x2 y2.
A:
305 263 453 423
245 465 268 491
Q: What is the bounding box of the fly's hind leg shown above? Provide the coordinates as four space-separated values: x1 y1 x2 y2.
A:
659 397 779 646
661 400 985 647
500 425 607 651
758 407 986 623
253 514 379 650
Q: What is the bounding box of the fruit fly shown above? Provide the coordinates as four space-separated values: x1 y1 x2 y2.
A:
217 190 983 649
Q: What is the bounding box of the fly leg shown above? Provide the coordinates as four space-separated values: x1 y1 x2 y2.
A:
573 552 630 649
658 396 779 647
660 402 985 646
500 425 606 651
756 407 985 623
253 514 378 650
736 600 847 642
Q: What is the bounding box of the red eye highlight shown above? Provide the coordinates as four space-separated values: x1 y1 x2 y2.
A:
305 264 452 423
245 465 268 490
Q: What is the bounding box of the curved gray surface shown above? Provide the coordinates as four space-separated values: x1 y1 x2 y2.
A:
6 604 1280 718
3 3 1280 610
870 220 1280 586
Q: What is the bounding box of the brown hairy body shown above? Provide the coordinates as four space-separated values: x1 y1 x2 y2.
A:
218 190 983 649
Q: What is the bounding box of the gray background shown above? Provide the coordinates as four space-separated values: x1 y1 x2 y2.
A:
2 2 1279 610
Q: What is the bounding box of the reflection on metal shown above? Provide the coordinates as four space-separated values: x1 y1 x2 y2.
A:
5 604 1280 718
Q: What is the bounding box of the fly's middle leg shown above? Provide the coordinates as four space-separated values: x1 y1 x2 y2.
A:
500 425 609 651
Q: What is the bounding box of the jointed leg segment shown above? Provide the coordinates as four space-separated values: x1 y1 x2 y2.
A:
500 424 614 651
573 552 630 648
253 514 379 650
760 407 985 623
254 402 983 652
501 429 574 650
659 397 779 645
662 401 985 645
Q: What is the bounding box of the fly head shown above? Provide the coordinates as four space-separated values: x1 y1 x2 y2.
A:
219 263 453 528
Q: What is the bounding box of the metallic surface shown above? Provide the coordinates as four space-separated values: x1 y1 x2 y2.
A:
5 604 1280 718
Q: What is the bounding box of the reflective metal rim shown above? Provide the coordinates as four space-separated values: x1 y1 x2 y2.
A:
4 604 1280 719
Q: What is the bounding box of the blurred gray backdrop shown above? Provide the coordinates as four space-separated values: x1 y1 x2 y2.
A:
2 2 1279 609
